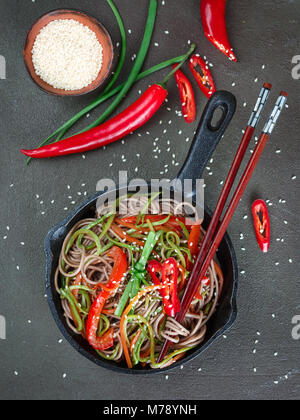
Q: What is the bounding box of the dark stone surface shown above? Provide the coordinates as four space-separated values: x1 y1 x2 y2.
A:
0 0 299 400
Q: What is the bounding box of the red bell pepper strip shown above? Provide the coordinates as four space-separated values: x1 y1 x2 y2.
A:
189 54 216 98
187 222 202 270
252 199 270 253
214 261 224 298
173 65 196 124
21 84 168 159
147 259 163 286
200 0 237 62
147 258 181 317
86 246 127 351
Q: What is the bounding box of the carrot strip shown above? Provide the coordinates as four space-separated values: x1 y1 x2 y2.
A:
71 273 83 299
178 264 187 292
130 330 142 355
214 261 224 297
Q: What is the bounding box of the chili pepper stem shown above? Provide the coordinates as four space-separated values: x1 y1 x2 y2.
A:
160 43 196 88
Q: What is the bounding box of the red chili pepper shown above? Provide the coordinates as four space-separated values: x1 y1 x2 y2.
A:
21 84 168 159
86 246 127 351
252 199 270 253
147 260 163 286
200 0 237 62
162 258 181 317
147 258 181 317
173 65 196 124
189 54 216 98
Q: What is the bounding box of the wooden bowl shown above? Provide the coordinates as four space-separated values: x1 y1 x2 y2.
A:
24 9 114 96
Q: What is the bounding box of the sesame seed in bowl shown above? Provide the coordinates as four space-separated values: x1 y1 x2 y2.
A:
24 9 114 96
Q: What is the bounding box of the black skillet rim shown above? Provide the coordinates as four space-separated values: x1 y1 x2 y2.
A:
45 190 239 375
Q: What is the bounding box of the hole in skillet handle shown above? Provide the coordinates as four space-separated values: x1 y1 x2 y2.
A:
209 106 226 131
176 91 237 194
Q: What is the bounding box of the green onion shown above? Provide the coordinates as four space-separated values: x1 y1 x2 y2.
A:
26 52 187 164
132 306 163 365
65 229 102 255
130 231 158 298
150 347 195 369
79 290 91 313
52 0 126 144
69 285 95 295
146 218 155 233
133 215 171 231
114 279 133 318
27 52 191 166
204 302 213 315
105 234 138 253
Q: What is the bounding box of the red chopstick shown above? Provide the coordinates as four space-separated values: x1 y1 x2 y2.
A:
177 83 271 318
157 90 288 363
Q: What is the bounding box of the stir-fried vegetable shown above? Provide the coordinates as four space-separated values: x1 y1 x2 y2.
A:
114 231 159 316
252 199 270 253
147 258 181 317
173 65 196 124
187 222 202 270
189 54 216 98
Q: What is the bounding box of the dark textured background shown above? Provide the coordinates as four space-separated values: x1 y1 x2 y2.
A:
0 0 299 400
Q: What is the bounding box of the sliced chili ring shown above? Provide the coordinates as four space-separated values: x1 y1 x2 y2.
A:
252 199 270 253
189 54 216 98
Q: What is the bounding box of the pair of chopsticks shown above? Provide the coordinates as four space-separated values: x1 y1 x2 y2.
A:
157 84 288 363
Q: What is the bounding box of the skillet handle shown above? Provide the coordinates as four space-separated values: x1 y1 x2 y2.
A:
176 91 236 195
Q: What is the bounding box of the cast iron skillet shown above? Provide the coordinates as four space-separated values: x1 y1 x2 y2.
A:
45 91 238 374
